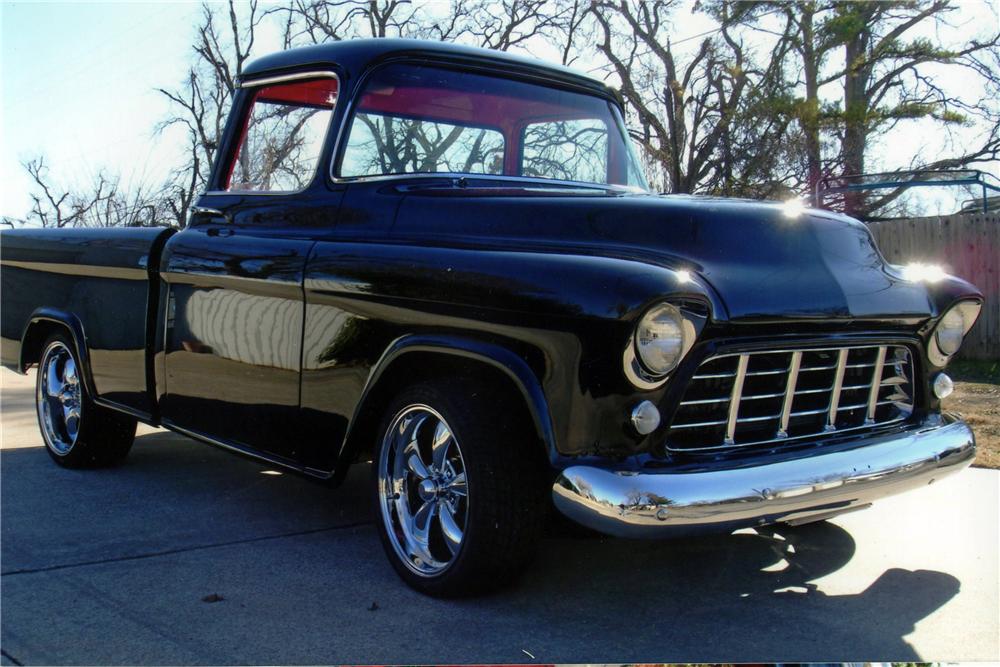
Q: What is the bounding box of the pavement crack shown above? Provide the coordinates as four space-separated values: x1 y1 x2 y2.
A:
1 648 24 666
0 520 374 577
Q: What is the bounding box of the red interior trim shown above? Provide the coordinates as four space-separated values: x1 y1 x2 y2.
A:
257 78 338 108
357 85 594 129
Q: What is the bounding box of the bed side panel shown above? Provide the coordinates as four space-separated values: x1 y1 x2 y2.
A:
0 227 172 419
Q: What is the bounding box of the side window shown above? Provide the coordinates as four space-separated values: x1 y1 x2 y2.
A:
521 119 608 184
225 77 338 193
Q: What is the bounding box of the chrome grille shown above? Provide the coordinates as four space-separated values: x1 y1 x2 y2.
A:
666 344 915 452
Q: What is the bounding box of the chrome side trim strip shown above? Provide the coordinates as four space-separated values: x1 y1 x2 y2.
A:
826 349 849 430
778 350 802 437
328 169 646 193
724 354 749 444
237 70 339 88
92 397 155 425
162 419 335 480
866 346 887 423
0 260 148 281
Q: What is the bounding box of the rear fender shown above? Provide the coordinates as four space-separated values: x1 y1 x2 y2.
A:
19 309 98 400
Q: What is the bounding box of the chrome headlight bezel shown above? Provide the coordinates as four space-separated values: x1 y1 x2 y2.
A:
624 301 705 390
928 300 982 366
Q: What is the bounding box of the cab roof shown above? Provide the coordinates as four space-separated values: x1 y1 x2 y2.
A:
240 38 616 101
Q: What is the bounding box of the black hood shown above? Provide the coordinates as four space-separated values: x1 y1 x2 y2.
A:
393 189 936 322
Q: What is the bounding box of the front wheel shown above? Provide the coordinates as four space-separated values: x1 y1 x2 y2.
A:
373 380 546 597
36 334 137 468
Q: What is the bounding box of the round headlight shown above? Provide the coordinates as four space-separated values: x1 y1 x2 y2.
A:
635 303 688 375
933 301 982 360
935 308 965 355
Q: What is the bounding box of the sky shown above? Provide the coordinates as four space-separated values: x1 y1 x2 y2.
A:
1 1 998 221
1 2 195 218
0 1 288 220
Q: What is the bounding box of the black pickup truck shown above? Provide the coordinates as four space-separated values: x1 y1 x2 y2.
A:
1 39 982 596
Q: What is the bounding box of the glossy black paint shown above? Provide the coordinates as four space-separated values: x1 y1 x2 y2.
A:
159 220 315 460
238 38 614 102
0 226 174 419
0 39 984 483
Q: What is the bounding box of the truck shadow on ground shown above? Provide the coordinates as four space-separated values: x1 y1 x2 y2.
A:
1 431 961 661
512 520 959 660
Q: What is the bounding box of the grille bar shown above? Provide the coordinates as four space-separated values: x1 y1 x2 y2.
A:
866 346 887 422
666 343 916 453
777 351 802 437
826 350 849 430
724 354 750 445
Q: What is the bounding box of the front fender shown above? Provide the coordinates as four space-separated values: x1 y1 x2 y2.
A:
344 333 558 465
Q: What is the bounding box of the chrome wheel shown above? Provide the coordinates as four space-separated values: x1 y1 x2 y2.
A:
377 405 468 577
37 341 83 456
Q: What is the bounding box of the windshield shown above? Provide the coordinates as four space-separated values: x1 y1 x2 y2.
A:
338 63 649 191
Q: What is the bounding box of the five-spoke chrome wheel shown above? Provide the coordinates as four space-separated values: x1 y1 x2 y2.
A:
377 405 468 577
37 340 83 456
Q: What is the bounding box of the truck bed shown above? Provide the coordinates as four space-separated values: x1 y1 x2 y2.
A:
1 226 176 420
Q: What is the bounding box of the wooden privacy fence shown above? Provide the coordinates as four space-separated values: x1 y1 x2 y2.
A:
867 213 998 360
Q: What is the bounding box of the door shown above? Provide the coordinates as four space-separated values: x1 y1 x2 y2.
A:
159 72 340 463
160 218 313 460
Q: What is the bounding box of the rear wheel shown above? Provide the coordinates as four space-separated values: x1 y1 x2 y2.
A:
373 380 546 597
36 334 137 467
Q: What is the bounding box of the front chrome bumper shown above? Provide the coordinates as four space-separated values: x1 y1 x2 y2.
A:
552 415 975 538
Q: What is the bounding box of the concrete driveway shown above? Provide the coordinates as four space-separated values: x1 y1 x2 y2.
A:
2 367 997 665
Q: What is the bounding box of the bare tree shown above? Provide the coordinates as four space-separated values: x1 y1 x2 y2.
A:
279 0 583 58
463 0 561 51
585 0 796 196
22 157 112 228
19 157 166 228
157 0 263 225
277 0 422 43
21 0 994 228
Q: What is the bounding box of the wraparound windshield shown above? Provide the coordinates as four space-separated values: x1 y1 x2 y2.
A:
338 63 649 190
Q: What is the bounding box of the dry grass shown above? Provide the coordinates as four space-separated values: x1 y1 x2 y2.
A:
942 359 1000 469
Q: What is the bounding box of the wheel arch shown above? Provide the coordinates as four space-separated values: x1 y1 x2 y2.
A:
336 334 557 481
19 309 98 399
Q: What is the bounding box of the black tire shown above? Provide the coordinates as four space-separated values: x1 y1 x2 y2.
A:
372 379 547 597
35 333 137 468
